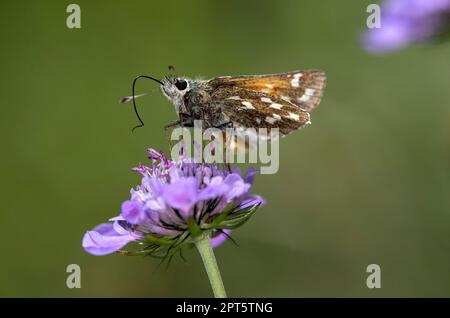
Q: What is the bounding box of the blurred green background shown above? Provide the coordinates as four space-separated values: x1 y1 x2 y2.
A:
1 0 450 297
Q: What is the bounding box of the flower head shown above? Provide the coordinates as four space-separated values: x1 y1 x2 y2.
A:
82 148 265 257
362 0 450 53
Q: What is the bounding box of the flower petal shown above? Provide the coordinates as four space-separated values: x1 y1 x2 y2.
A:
198 176 229 201
82 223 135 256
121 200 145 224
112 219 131 235
161 177 198 216
223 173 251 201
211 229 231 248
244 168 259 185
240 195 266 208
142 176 164 195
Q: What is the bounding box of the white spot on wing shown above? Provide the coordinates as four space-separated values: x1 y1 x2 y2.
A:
227 96 241 100
255 117 261 124
298 95 311 102
298 88 316 102
261 97 272 103
241 101 255 109
270 103 283 109
265 116 277 124
286 112 300 121
273 114 281 120
305 88 315 95
290 73 303 88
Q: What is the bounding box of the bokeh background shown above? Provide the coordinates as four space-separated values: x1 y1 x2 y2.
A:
1 0 450 297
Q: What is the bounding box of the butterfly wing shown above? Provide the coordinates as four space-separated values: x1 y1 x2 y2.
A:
210 86 311 137
208 70 326 112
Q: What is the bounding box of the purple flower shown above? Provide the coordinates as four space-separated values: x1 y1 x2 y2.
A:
82 149 265 257
363 0 450 53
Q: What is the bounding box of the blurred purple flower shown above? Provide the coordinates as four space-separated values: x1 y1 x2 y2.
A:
82 149 265 257
363 0 450 53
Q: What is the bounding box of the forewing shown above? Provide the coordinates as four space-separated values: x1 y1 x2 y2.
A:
208 70 326 112
211 86 310 136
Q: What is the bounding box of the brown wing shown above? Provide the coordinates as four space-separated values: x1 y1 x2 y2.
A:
208 70 326 112
211 86 310 137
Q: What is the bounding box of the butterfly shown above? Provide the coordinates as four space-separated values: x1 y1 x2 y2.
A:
123 70 326 140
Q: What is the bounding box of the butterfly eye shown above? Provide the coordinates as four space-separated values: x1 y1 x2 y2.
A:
175 79 188 91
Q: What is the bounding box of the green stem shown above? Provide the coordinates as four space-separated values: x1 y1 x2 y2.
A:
194 232 227 298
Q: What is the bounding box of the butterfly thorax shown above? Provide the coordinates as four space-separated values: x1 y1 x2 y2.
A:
161 77 230 129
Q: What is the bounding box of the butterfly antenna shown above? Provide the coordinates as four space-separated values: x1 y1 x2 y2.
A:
130 75 164 132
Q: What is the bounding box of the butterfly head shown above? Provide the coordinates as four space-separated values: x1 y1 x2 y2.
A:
161 76 192 113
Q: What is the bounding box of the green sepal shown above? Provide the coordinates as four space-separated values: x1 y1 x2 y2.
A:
187 218 202 238
143 234 178 246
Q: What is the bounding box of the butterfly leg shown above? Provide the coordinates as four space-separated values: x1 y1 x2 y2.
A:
213 121 233 130
211 121 234 173
163 120 180 149
164 113 194 149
